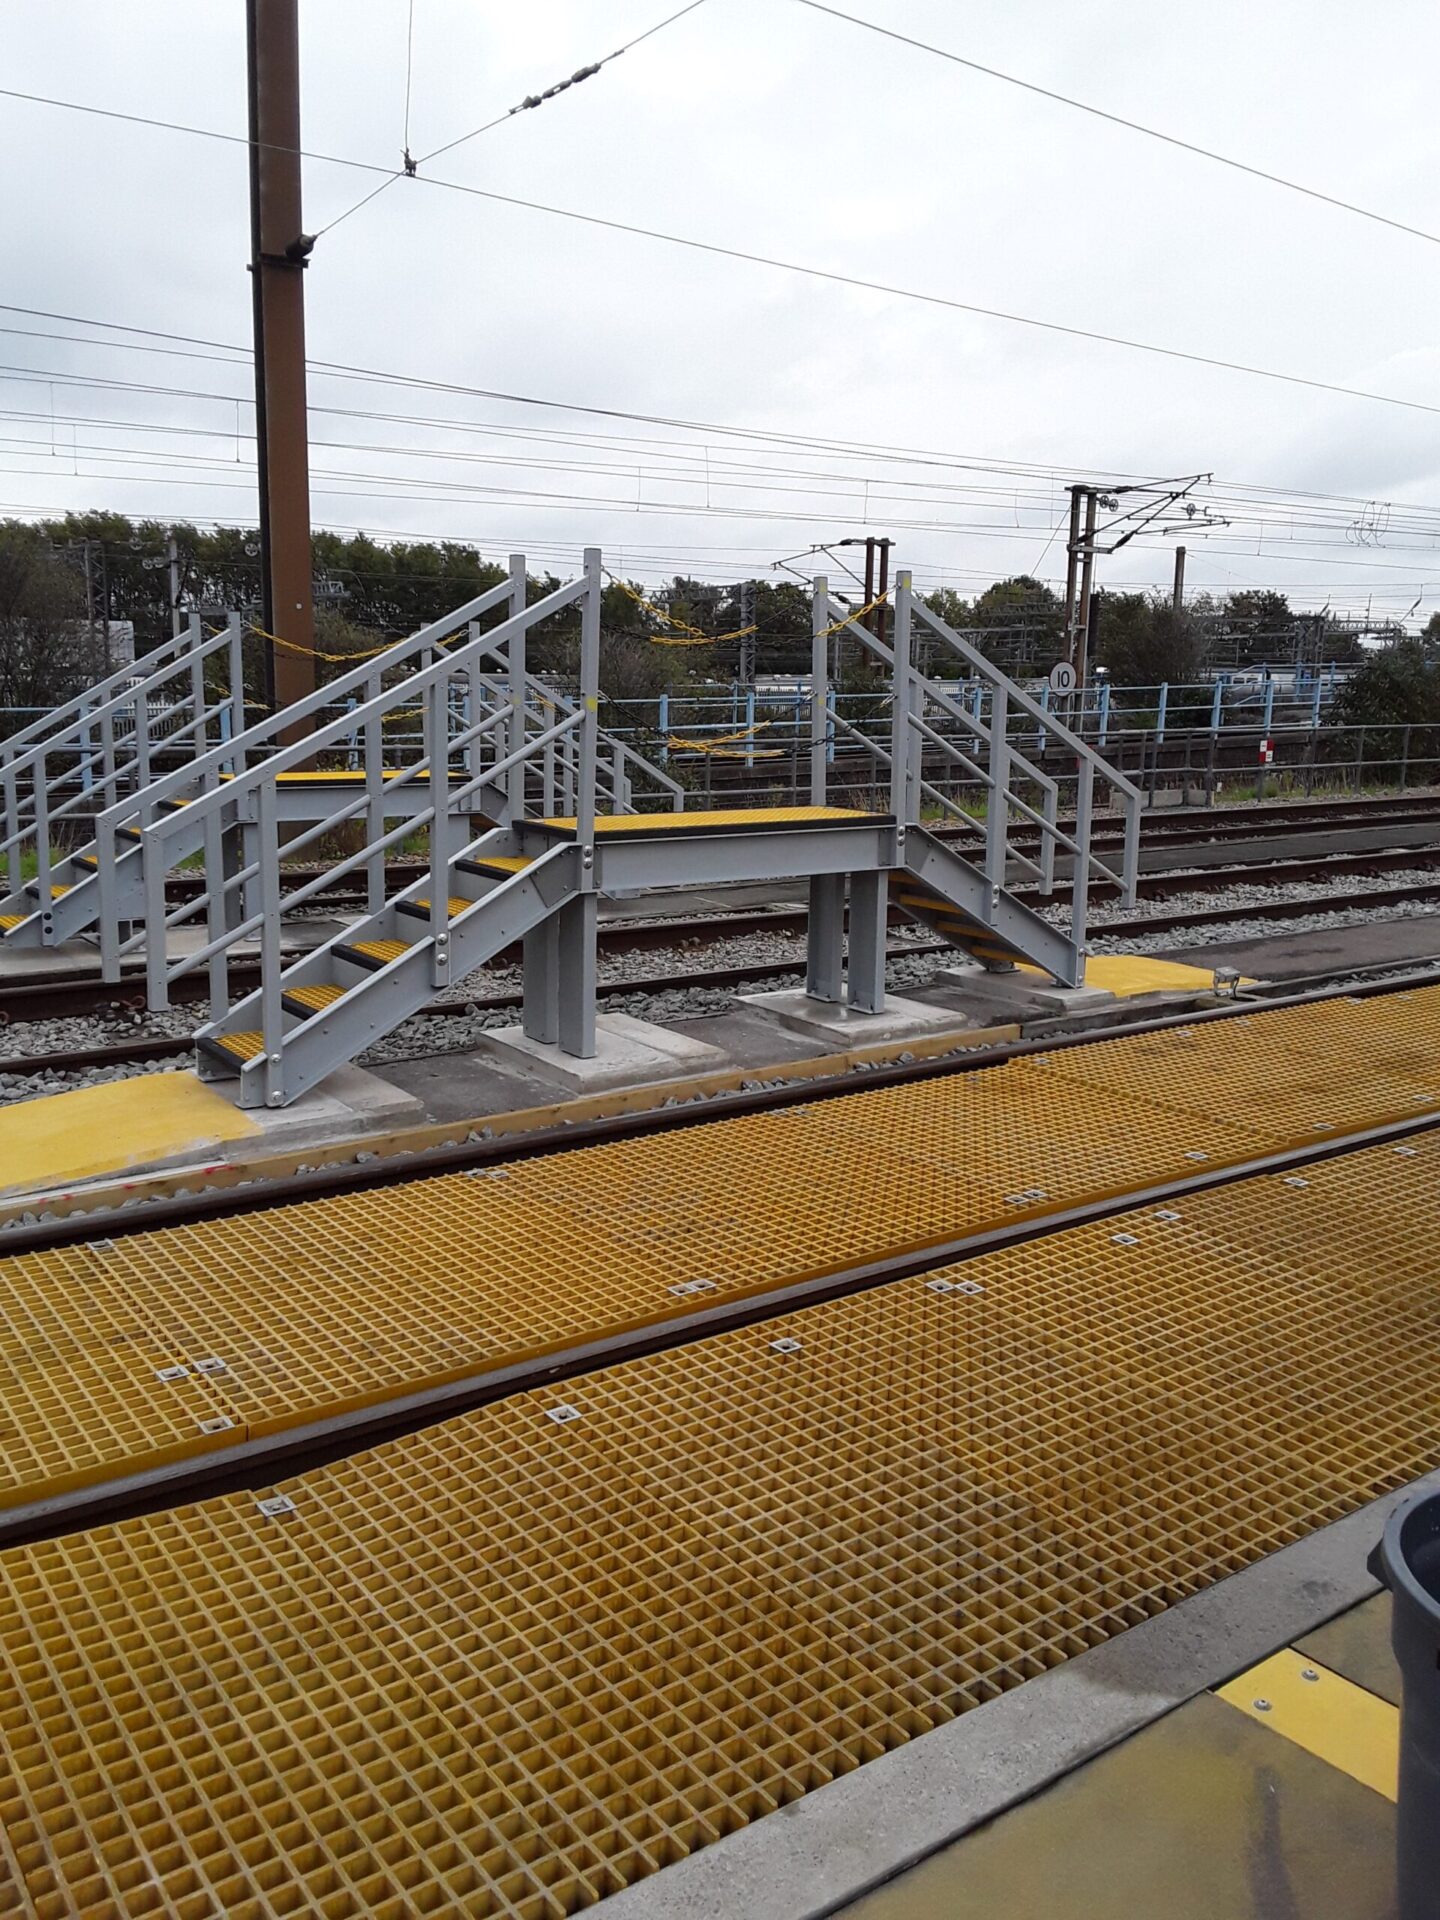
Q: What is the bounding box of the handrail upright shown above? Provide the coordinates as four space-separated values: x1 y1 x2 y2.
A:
987 685 1010 896
811 577 829 808
576 549 601 859
364 668 384 914
425 673 450 987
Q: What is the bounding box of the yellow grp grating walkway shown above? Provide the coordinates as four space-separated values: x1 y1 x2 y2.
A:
2 1129 1440 1918
3 988 1440 1518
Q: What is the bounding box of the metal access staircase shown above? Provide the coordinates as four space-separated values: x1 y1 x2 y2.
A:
0 616 246 948
88 560 679 992
138 547 1144 1110
811 572 1143 986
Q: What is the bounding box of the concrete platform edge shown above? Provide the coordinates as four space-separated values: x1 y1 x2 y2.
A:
594 1464 1440 1920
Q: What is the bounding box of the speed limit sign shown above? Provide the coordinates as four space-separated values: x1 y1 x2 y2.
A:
1048 661 1077 696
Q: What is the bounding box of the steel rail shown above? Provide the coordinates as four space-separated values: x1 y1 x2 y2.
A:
5 1097 1437 1551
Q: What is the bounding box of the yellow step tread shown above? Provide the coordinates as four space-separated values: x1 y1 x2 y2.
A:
540 806 878 833
205 1030 265 1063
281 983 347 1014
346 938 411 964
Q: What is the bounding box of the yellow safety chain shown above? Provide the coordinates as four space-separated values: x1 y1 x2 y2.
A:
667 717 774 750
247 622 468 664
605 574 758 646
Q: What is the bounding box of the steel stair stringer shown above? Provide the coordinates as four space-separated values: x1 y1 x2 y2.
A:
897 825 1082 987
199 835 581 1108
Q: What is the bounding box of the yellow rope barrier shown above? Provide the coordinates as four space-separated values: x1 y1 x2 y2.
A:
247 623 468 664
605 574 757 646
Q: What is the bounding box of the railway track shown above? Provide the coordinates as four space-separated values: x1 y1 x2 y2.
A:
5 864 1439 1083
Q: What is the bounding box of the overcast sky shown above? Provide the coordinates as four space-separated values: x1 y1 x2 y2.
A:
5 0 1440 617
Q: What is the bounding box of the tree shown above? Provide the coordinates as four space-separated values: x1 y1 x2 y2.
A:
1220 589 1295 667
1092 591 1206 686
0 523 92 715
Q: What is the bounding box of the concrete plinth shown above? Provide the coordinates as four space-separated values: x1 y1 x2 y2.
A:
478 1012 726 1093
741 989 976 1046
242 1064 424 1146
935 965 1119 1017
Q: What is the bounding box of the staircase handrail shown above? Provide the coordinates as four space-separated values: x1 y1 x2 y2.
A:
0 620 207 762
93 576 519 833
472 664 685 811
109 571 593 1003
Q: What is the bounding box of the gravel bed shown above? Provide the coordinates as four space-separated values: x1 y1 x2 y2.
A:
3 867 1440 1102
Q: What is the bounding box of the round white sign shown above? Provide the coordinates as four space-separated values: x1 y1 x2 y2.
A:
1048 661 1078 696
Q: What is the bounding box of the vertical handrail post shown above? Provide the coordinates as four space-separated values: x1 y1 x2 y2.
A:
507 553 528 822
144 821 170 1010
256 780 283 1105
227 614 246 775
889 576 911 823
1072 755 1095 978
810 577 829 807
986 685 1009 897
364 668 384 914
576 548 601 865
426 671 450 986
187 614 206 756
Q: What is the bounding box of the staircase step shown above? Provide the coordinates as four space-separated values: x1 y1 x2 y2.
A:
27 883 71 900
196 1030 265 1073
280 982 348 1019
73 853 98 872
0 915 26 934
457 853 533 879
334 938 413 973
118 826 143 844
395 895 476 923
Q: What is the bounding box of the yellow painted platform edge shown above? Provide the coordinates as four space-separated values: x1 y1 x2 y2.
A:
1216 1646 1399 1800
0 1018 1024 1215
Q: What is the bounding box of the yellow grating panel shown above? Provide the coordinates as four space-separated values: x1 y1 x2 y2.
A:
346 938 411 964
1024 996 1440 1149
2 1142 1440 1917
407 895 477 918
282 982 347 1014
468 853 532 875
540 805 877 832
206 1030 265 1064
6 988 1440 1513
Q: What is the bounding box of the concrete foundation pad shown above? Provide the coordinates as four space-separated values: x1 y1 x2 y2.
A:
236 1064 424 1149
935 965 1119 1017
477 1013 726 1093
741 989 977 1046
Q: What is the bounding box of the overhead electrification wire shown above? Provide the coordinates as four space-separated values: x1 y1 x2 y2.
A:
13 312 1440 550
795 0 1440 252
3 87 1438 421
317 0 710 235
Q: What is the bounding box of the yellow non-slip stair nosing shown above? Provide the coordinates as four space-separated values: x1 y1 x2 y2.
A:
1216 1647 1399 1800
1 1182 1439 1917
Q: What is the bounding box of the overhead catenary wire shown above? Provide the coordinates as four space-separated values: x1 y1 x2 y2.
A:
3 87 1439 422
795 0 1440 253
317 0 711 236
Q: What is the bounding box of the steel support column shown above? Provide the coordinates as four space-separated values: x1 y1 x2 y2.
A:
556 891 598 1058
522 918 560 1044
847 871 887 1014
806 873 845 1003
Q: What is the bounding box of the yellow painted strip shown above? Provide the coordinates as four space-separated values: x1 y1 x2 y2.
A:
0 1072 259 1197
1217 1648 1399 1800
540 805 876 832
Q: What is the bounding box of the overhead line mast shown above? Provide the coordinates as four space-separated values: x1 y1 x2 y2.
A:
246 0 316 726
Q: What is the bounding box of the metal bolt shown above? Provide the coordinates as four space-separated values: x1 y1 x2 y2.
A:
1300 1668 1319 1682
1253 1697 1272 1712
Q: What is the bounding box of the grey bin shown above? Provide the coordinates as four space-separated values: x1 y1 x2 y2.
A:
1370 1487 1440 1920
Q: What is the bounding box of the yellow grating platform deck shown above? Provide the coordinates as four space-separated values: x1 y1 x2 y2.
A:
538 805 879 832
1 1127 1438 1918
3 988 1440 1517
